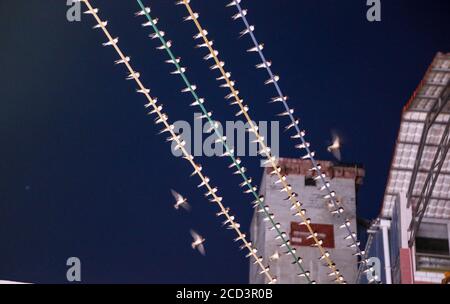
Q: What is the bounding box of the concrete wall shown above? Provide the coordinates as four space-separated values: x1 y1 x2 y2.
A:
250 159 362 284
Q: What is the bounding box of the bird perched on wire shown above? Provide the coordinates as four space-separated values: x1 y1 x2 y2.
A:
327 132 342 161
171 189 191 211
190 230 206 256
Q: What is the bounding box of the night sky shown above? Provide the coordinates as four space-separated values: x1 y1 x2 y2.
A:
0 0 449 283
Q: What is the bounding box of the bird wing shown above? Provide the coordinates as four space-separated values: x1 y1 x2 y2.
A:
332 148 341 161
328 131 342 160
170 189 183 202
332 135 340 148
180 201 191 212
190 229 201 241
197 243 206 256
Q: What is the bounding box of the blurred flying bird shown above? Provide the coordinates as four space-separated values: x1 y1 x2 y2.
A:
327 132 341 161
269 251 280 261
171 189 190 211
190 230 206 255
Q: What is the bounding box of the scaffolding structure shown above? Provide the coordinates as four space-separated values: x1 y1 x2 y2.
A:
377 53 450 283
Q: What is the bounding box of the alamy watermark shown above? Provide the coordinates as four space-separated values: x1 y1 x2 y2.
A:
68 1 381 23
365 257 381 283
66 257 82 282
366 0 381 22
170 113 280 166
67 0 81 22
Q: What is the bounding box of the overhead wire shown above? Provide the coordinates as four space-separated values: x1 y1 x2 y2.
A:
78 0 275 283
177 0 345 283
134 0 312 283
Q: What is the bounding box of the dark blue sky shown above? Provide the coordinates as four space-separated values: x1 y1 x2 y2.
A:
0 0 449 283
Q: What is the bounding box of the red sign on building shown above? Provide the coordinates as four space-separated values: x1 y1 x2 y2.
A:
290 222 335 248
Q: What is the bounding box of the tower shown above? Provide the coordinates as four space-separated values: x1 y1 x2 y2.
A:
250 158 365 284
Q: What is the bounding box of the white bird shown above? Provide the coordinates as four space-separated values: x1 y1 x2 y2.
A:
277 108 294 116
191 164 203 176
196 112 212 120
193 30 208 40
196 41 213 48
171 189 190 211
190 98 205 107
142 19 158 27
247 44 264 53
265 75 280 85
184 13 199 22
269 251 280 261
270 95 287 103
136 88 150 94
240 25 255 38
102 37 118 47
217 73 231 81
327 133 341 161
232 9 247 20
235 105 249 117
176 0 189 5
92 21 108 29
135 7 151 17
210 61 225 70
171 67 186 75
226 0 241 7
114 56 130 65
190 230 206 256
165 57 180 64
149 31 165 39
157 40 172 50
84 8 98 15
285 119 299 132
126 72 140 80
204 50 218 61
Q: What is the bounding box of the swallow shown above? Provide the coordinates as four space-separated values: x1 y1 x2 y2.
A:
84 8 98 15
184 13 199 22
256 61 272 69
92 21 108 29
135 7 151 17
265 75 280 85
193 30 208 40
232 9 247 20
226 0 241 7
115 56 130 65
247 43 264 53
240 25 255 37
102 37 118 47
126 72 140 80
149 31 165 39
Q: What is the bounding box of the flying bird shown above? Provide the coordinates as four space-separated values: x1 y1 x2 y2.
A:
269 251 280 261
171 189 190 211
190 230 206 255
327 132 341 161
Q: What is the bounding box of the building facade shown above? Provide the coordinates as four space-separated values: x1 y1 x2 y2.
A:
366 53 450 284
250 158 365 284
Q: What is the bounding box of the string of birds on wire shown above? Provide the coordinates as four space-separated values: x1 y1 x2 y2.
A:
177 0 346 284
224 0 375 282
78 0 276 283
135 0 313 283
